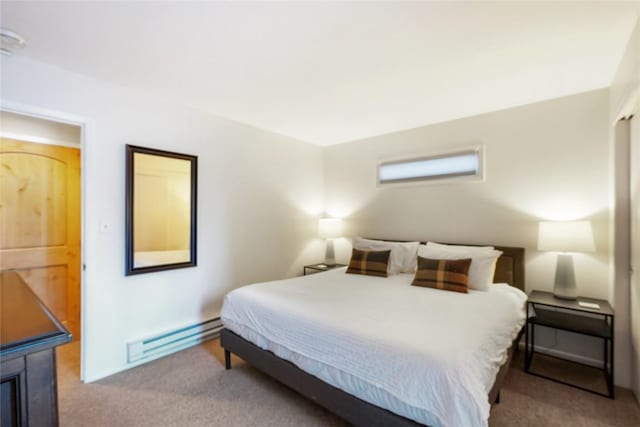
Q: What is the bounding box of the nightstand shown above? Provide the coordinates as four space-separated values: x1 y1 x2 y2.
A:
303 263 346 275
524 290 614 398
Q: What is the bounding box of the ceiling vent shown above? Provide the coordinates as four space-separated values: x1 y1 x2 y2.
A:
0 29 26 56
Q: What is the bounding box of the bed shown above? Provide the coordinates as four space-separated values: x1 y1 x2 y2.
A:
220 242 525 427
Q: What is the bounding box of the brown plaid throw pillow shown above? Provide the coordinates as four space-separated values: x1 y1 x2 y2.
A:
411 256 472 293
346 248 391 277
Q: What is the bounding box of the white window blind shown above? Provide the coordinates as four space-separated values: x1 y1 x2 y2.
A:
378 148 482 185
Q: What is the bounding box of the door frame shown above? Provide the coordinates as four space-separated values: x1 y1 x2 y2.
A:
611 85 640 397
630 115 640 402
1 100 89 382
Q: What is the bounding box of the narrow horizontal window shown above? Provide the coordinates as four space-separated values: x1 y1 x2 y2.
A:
378 148 482 185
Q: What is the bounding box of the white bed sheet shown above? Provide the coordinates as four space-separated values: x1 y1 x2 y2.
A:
221 268 526 427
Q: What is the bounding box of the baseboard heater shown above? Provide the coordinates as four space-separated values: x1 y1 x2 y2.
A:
127 317 223 364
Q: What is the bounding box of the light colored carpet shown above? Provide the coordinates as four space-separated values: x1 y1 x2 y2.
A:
56 339 640 426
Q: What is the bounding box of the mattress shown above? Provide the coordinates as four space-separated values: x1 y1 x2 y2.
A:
221 267 526 427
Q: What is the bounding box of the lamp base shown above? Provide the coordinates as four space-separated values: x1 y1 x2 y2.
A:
553 254 578 300
553 290 578 300
324 239 336 266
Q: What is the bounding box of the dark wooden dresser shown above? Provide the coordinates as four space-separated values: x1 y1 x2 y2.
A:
1 271 72 427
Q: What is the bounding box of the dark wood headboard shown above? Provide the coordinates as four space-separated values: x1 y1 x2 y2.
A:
364 239 525 291
489 244 525 291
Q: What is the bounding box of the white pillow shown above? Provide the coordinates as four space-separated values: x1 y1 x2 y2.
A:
426 241 495 252
417 244 502 291
352 237 420 275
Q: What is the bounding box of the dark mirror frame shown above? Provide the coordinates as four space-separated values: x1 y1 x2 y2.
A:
125 144 198 275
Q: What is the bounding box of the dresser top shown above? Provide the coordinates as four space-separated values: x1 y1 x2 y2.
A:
1 271 71 356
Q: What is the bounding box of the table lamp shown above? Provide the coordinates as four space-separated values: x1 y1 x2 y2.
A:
538 220 595 300
318 218 342 266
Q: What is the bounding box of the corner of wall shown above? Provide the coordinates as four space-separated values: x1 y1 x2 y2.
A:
610 18 640 122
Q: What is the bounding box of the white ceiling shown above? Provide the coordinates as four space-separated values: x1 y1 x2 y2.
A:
1 1 638 146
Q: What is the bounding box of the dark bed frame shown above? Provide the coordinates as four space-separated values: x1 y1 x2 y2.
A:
221 242 525 426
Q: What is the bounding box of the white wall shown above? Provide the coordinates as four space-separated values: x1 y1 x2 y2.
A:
611 19 640 121
324 90 620 381
0 56 325 382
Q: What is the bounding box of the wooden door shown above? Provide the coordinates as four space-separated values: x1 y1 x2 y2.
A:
0 138 81 340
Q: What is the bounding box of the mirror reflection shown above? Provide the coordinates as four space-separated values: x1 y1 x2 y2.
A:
126 145 197 275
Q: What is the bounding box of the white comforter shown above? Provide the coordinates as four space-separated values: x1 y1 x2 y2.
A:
221 268 526 427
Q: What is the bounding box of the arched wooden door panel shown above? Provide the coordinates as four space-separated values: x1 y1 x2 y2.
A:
0 138 81 340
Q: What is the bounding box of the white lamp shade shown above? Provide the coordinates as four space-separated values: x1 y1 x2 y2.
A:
318 218 342 239
538 221 595 253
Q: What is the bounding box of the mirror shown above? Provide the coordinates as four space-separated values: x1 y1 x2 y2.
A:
125 145 197 275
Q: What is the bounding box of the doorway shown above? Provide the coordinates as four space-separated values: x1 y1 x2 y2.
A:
0 110 82 378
